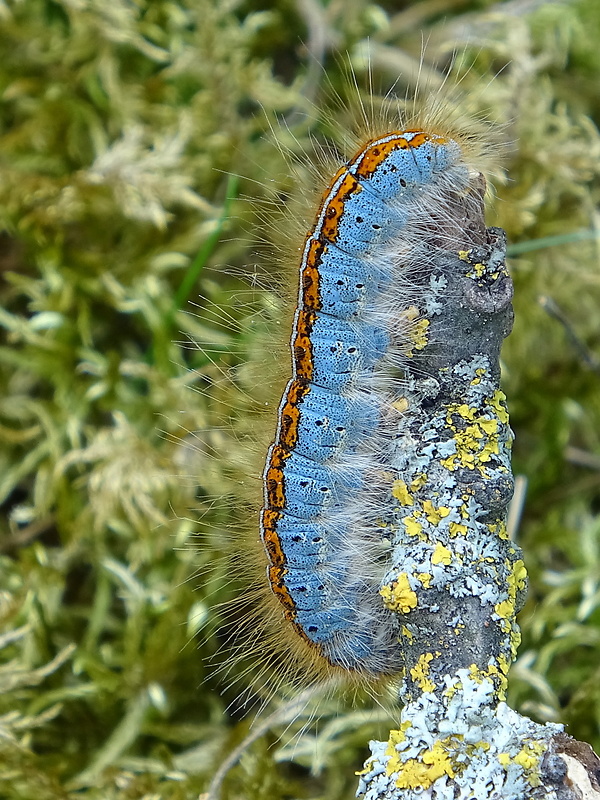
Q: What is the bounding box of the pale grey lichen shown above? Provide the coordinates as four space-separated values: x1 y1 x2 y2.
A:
358 674 563 800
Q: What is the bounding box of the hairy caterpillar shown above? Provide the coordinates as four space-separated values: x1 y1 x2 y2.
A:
262 130 478 671
256 120 505 677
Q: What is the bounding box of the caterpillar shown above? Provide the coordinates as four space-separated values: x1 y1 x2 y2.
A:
261 129 472 674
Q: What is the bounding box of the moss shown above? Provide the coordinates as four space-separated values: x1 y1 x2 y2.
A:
0 1 599 798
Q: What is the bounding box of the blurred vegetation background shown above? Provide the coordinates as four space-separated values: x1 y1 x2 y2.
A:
0 1 599 798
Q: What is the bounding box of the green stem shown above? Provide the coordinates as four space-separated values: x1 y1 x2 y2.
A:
174 173 239 310
507 229 599 256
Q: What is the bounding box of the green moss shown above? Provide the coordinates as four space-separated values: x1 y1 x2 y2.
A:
0 1 599 798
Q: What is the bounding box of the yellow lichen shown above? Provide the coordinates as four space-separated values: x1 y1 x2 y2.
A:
471 367 486 386
467 662 507 698
495 559 528 632
496 521 509 540
411 318 430 351
422 500 450 524
516 741 546 785
510 628 522 660
392 479 413 506
478 417 499 435
401 306 427 357
385 722 412 754
402 514 423 538
454 403 477 420
489 389 509 424
497 653 511 676
410 652 437 692
410 473 428 491
417 572 432 588
497 741 546 786
494 599 513 622
392 396 409 413
449 521 468 537
380 574 418 614
431 542 452 565
390 739 457 790
401 625 414 643
509 559 528 595
467 261 486 278
514 749 538 771
355 758 375 776
468 663 484 683
440 395 508 475
441 420 499 473
443 680 461 699
385 722 413 771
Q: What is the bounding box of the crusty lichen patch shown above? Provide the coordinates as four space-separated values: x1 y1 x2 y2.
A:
440 397 508 476
380 573 418 614
409 652 437 693
387 737 458 789
358 671 561 800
